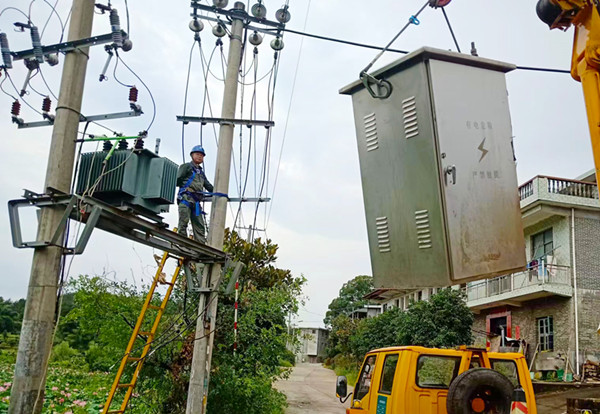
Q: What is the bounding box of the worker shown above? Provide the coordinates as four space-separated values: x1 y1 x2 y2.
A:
177 145 214 243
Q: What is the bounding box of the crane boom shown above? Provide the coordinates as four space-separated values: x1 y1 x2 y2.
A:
538 0 600 189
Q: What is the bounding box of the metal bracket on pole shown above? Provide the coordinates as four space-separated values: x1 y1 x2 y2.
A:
17 109 142 129
11 31 129 62
176 116 274 128
8 188 228 262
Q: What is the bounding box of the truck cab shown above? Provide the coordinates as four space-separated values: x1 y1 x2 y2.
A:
336 346 536 414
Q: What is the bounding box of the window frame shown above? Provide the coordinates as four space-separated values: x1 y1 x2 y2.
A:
490 359 521 388
378 353 400 395
531 228 553 260
354 354 378 401
537 316 554 351
415 355 461 390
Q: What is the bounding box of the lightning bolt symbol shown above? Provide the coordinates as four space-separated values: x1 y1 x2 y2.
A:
478 138 488 162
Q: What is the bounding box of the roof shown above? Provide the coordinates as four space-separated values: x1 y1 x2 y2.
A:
363 288 409 301
365 345 526 360
339 46 516 96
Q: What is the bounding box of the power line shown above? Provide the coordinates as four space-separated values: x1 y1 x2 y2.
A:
279 26 571 75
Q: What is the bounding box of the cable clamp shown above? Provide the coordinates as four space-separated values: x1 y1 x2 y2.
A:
409 15 420 25
359 71 393 100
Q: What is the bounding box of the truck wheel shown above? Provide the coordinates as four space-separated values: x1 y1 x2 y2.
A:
446 368 513 414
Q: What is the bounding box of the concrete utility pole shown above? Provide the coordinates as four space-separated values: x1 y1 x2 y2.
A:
186 3 246 413
9 1 95 413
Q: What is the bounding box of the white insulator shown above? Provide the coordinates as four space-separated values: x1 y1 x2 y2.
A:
251 3 267 18
249 31 263 46
110 9 123 48
213 0 228 8
122 38 133 52
212 24 227 38
275 7 291 23
0 33 12 69
270 37 284 51
30 26 44 63
189 19 204 32
45 53 59 66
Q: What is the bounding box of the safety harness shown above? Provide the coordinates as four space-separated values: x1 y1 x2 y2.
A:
177 164 227 216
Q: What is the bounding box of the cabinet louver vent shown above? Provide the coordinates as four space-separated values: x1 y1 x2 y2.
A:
375 216 391 253
415 210 432 249
363 113 379 152
402 96 419 139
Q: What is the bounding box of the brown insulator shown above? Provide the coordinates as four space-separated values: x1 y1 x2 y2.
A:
11 100 20 116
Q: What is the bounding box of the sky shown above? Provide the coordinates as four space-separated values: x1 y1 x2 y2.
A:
0 0 595 329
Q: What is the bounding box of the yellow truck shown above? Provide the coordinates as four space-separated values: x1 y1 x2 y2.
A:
336 346 536 414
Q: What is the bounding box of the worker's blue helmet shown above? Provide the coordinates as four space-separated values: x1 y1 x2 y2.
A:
190 145 206 156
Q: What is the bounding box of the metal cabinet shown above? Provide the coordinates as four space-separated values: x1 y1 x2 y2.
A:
340 47 525 288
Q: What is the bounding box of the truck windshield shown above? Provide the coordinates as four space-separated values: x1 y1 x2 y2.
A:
354 355 377 401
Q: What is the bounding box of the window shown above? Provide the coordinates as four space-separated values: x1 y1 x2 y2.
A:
416 356 460 389
491 360 520 387
354 355 377 401
379 354 399 394
532 229 553 260
417 291 423 301
537 316 554 351
395 299 400 308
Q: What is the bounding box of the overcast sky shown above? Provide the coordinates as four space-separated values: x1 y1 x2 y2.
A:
0 0 594 328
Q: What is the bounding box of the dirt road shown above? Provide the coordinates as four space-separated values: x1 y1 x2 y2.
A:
275 363 351 414
537 387 600 414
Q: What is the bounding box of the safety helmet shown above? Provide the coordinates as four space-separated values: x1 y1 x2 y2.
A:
190 145 206 156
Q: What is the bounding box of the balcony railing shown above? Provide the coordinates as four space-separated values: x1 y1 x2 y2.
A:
466 264 571 302
519 176 598 202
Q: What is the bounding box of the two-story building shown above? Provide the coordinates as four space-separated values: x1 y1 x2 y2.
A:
295 327 329 363
365 170 600 375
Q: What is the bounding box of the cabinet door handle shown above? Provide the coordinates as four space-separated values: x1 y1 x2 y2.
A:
445 165 457 185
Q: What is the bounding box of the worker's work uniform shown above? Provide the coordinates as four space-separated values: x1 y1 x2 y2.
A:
177 162 214 243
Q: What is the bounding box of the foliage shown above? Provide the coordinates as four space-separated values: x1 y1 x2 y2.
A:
325 287 474 381
0 297 25 336
323 275 373 326
397 288 473 348
325 314 359 358
349 307 405 359
1 229 304 414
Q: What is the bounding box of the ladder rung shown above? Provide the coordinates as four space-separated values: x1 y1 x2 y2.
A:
162 281 175 286
107 410 125 414
139 331 153 336
117 383 133 388
148 305 162 310
126 357 142 362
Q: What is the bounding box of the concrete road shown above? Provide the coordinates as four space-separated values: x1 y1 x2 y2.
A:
275 363 352 414
537 387 600 414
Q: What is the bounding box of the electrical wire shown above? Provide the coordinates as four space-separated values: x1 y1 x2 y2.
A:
279 26 571 74
181 38 199 162
0 7 31 20
267 0 311 228
441 7 461 53
112 52 134 88
40 0 66 42
39 67 58 100
114 51 157 131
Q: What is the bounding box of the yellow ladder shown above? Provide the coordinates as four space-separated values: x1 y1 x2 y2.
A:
102 250 182 414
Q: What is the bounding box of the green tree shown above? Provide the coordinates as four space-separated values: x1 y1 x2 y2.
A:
323 275 373 326
0 297 21 336
326 314 359 358
397 288 473 348
349 307 405 359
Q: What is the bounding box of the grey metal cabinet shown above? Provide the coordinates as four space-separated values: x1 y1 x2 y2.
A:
340 47 525 289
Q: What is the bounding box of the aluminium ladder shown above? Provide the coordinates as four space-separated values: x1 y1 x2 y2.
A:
102 250 182 414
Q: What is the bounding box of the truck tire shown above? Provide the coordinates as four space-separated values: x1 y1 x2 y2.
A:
446 368 513 414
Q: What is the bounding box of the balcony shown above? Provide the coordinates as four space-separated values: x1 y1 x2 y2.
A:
518 176 599 227
466 265 573 312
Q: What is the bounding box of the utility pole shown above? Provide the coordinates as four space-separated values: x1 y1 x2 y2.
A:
186 3 246 413
9 1 95 413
